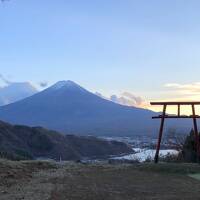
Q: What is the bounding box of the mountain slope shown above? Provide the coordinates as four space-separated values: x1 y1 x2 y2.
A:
0 121 133 160
0 82 38 106
0 80 159 136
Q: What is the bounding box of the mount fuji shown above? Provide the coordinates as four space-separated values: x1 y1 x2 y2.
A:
0 80 181 136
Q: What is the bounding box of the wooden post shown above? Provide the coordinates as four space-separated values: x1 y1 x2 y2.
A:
192 104 200 163
178 104 180 116
154 105 167 163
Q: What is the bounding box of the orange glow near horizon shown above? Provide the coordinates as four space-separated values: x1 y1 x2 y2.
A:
148 104 200 115
145 95 200 115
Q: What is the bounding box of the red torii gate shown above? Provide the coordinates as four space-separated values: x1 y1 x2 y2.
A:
151 101 200 163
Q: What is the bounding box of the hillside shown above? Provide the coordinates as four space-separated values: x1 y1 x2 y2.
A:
0 161 200 200
0 121 133 161
0 80 162 136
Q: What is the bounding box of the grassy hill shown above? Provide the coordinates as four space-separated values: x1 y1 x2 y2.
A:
0 121 133 161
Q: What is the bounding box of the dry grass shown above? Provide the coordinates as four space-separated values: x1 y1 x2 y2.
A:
0 160 200 200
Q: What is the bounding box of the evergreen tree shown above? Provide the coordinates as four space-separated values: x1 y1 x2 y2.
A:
182 130 200 163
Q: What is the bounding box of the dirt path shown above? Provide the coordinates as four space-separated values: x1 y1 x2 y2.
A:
0 161 200 200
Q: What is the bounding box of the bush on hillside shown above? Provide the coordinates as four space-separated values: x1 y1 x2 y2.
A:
182 130 200 163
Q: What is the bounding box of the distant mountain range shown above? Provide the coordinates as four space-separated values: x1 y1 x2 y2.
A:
0 82 38 106
0 121 132 161
0 80 192 136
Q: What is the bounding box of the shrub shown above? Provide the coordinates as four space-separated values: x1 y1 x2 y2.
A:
182 130 200 163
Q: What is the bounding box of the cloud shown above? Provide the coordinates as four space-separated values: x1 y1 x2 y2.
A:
39 81 48 88
164 82 200 95
110 92 147 108
110 95 135 106
95 92 105 99
122 92 144 106
0 74 12 85
96 91 148 108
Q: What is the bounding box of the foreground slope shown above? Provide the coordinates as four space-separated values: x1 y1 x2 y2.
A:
0 121 132 160
0 80 158 136
0 161 200 200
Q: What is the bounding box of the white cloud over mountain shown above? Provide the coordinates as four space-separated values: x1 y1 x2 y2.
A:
95 92 148 108
0 73 12 85
0 82 38 106
39 81 49 88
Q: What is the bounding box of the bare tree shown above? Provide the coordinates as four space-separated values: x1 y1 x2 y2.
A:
164 128 186 151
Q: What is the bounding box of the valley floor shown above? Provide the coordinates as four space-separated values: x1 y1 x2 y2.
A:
0 160 200 200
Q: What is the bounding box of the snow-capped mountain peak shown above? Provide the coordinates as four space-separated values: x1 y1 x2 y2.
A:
49 80 86 92
51 81 74 89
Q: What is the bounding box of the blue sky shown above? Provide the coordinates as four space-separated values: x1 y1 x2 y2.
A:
1 0 200 109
